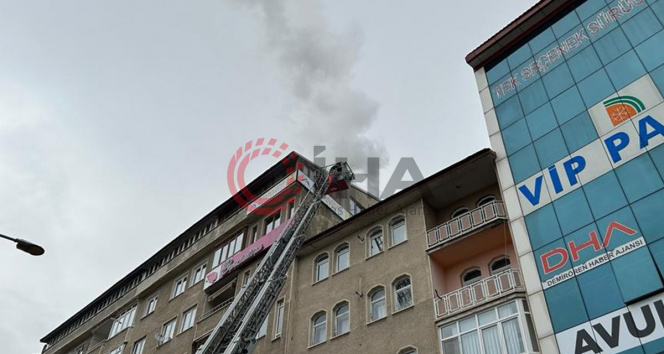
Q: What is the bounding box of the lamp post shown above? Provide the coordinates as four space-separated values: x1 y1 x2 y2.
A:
0 233 45 256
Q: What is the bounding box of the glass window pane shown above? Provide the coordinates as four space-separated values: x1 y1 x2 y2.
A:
606 50 647 91
583 171 628 219
503 119 532 155
632 188 664 243
496 95 525 130
525 204 563 250
615 154 664 203
568 46 602 82
525 103 558 141
542 63 575 98
576 264 624 318
459 317 477 332
635 31 664 71
508 145 541 184
595 28 631 65
487 60 510 85
507 45 533 70
552 11 581 38
611 247 664 302
553 189 594 235
529 28 556 54
576 0 606 21
478 309 497 326
651 64 664 98
544 278 589 332
502 318 525 354
551 86 586 125
461 331 482 354
519 79 549 114
622 8 663 46
560 111 598 152
442 338 461 354
498 302 518 318
482 325 502 354
534 128 569 168
441 323 458 339
577 68 615 107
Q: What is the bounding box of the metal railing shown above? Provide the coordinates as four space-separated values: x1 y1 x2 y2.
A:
426 200 507 249
200 297 235 321
434 269 523 320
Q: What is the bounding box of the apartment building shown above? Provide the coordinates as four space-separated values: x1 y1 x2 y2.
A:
467 0 664 352
40 149 535 354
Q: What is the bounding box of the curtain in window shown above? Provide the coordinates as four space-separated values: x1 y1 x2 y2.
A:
442 338 461 354
502 318 525 354
482 325 502 354
460 332 481 354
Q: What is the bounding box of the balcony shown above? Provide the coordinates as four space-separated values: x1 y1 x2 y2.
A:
426 200 507 249
200 297 234 321
433 268 523 320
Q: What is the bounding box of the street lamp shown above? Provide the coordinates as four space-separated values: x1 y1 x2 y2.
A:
0 233 45 256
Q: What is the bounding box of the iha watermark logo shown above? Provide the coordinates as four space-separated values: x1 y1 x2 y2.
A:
227 138 303 216
227 138 425 215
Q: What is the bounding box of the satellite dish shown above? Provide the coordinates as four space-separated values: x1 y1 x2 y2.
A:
154 332 165 343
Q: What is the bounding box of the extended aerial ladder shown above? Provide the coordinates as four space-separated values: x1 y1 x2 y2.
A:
195 161 355 354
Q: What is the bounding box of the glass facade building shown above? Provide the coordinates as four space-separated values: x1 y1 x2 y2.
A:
470 0 664 352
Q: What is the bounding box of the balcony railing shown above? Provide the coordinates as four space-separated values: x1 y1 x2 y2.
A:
200 297 234 321
426 200 507 249
434 269 523 320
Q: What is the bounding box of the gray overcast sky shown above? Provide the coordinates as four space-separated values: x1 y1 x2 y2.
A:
0 1 536 352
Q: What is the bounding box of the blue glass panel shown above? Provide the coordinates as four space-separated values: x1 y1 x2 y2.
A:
495 95 524 130
648 238 664 279
503 119 532 155
535 43 565 75
534 238 571 282
525 204 563 250
577 264 624 318
552 11 582 38
490 73 518 106
507 45 533 71
620 346 645 354
650 0 664 23
526 103 558 141
607 0 647 24
509 145 541 184
622 8 663 46
611 247 663 302
577 68 616 107
583 6 620 42
650 143 664 179
519 79 548 114
594 28 632 65
529 28 556 54
643 336 664 354
542 63 575 98
534 129 569 167
544 278 589 332
560 111 599 152
487 60 510 85
576 0 608 21
552 86 586 125
605 50 647 90
563 223 603 267
553 189 594 235
631 189 664 243
635 31 664 71
615 154 664 203
650 63 664 97
596 206 642 252
568 46 603 82
561 25 593 61
583 171 628 219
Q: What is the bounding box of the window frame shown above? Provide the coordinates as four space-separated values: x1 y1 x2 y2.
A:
397 346 418 354
477 195 497 207
132 337 146 354
461 267 483 287
314 253 330 283
264 212 281 234
274 299 285 339
451 206 470 219
144 296 158 317
191 262 208 286
256 318 268 340
333 301 350 337
334 242 350 273
171 274 188 299
310 311 328 347
368 286 387 323
109 305 137 338
389 216 407 247
159 318 177 345
489 256 512 275
393 275 414 312
366 227 384 258
180 306 197 333
108 344 125 354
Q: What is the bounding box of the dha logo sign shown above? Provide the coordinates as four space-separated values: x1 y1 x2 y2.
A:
557 293 664 354
605 96 646 126
538 221 643 289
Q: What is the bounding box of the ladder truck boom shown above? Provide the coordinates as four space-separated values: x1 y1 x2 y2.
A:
196 162 355 354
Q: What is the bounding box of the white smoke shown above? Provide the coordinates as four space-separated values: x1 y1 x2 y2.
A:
236 0 388 169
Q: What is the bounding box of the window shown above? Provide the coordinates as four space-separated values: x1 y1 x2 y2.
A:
212 231 245 267
159 319 176 344
311 312 327 346
243 269 252 287
256 319 267 339
250 224 259 243
74 345 84 354
181 307 197 333
490 257 511 275
368 229 384 257
390 217 407 246
172 275 187 298
132 338 145 354
264 212 281 234
350 198 363 215
462 268 482 286
398 347 417 354
145 296 158 316
192 263 207 285
287 199 296 219
451 207 470 219
393 276 413 311
109 305 137 338
314 253 329 282
274 300 284 338
335 243 349 273
109 344 125 354
440 300 537 354
369 287 387 322
334 302 350 336
477 195 496 207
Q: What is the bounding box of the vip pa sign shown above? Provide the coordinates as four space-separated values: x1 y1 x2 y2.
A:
516 75 664 215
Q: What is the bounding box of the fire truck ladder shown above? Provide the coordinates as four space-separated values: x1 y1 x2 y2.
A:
195 162 354 354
